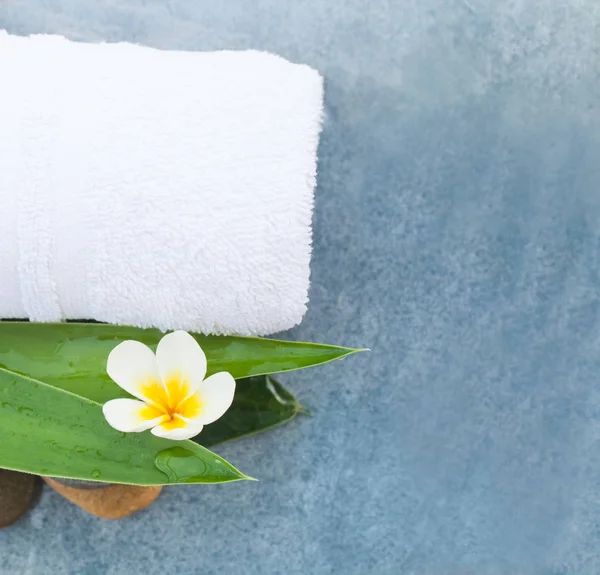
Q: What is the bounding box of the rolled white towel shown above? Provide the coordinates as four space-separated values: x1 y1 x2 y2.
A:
0 32 323 336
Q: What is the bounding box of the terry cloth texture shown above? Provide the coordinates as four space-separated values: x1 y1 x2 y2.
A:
0 32 323 335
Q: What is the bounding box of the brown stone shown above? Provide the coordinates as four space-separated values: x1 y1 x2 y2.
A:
0 469 35 527
43 477 162 519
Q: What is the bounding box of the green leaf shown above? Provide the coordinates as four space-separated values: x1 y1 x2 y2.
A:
0 322 361 404
0 366 251 485
199 375 305 448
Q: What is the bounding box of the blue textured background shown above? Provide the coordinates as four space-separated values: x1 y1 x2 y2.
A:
2 1 600 573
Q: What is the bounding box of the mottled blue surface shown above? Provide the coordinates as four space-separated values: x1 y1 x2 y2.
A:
2 1 600 573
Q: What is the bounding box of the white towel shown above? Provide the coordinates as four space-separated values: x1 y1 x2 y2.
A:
0 32 323 335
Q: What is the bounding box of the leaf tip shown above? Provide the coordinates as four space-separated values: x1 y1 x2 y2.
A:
296 404 312 416
338 346 370 359
226 461 257 483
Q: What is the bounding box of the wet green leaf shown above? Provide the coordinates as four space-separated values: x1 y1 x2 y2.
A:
0 367 251 485
0 322 361 404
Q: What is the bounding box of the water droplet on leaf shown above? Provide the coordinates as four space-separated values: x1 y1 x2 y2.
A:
154 447 207 483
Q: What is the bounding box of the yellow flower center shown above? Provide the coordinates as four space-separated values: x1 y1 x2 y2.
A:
139 373 202 430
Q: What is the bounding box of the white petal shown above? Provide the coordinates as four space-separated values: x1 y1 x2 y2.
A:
156 331 207 392
102 399 164 433
150 418 204 440
196 372 236 425
106 340 161 401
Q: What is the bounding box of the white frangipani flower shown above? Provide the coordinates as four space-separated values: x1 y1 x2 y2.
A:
102 330 236 441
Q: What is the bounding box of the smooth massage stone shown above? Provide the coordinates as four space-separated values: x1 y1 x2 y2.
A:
43 477 162 519
0 469 35 528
